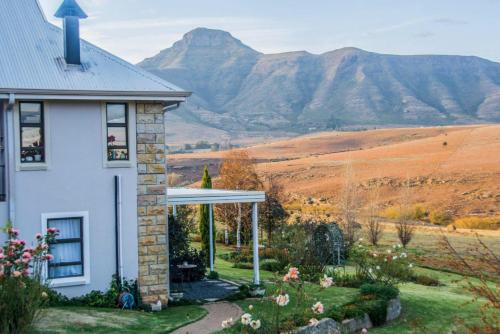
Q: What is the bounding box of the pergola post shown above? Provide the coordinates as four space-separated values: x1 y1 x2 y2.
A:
252 202 260 285
209 203 214 272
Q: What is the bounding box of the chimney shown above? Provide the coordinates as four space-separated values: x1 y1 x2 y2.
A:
54 0 88 65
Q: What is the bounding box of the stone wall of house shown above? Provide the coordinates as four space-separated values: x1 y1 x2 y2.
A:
136 103 168 305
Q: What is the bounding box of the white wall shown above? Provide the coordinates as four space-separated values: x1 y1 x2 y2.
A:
12 100 138 297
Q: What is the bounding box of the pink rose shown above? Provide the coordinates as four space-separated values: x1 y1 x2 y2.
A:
22 252 32 259
47 228 59 234
22 269 30 277
45 254 54 261
288 267 300 280
361 329 368 334
35 233 43 240
12 271 22 277
0 254 4 260
283 273 290 282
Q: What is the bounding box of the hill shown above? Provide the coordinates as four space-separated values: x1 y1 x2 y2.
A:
139 28 500 144
169 125 500 217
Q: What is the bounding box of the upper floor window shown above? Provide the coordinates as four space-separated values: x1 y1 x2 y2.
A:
19 102 44 163
106 103 129 161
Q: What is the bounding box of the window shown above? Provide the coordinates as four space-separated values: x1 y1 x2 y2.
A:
47 217 84 279
19 102 44 163
106 103 129 161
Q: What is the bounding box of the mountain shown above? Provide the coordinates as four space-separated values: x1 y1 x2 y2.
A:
138 28 500 144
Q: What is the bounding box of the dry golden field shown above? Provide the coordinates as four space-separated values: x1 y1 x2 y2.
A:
170 125 500 218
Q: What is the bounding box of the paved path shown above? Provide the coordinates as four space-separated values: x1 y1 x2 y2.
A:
171 302 243 334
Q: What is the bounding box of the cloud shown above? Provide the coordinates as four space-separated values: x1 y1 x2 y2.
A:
413 31 436 39
433 18 468 25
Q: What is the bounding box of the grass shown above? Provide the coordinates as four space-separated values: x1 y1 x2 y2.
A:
205 243 490 333
32 305 207 334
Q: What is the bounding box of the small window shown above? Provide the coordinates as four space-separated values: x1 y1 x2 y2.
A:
48 217 84 279
106 103 129 161
19 102 44 163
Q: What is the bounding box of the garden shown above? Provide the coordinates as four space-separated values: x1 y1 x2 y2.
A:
0 151 498 333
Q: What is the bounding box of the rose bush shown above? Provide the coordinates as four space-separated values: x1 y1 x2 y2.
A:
0 226 58 334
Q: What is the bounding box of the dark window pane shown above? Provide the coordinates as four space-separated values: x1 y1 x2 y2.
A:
49 265 83 279
20 107 42 124
107 104 126 124
49 218 81 240
107 127 127 147
108 148 128 161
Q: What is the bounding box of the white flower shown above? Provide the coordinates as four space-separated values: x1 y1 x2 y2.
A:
409 263 413 268
311 301 324 314
222 318 233 328
387 249 392 254
368 268 373 274
241 313 252 325
250 319 261 330
249 304 253 310
320 275 334 288
359 238 364 241
276 294 290 307
309 318 319 326
393 245 397 249
376 266 381 270
392 256 398 260
400 252 407 258
372 253 378 257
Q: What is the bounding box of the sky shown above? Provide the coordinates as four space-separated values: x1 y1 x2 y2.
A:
39 0 500 64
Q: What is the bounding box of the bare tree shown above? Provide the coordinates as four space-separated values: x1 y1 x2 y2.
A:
215 150 262 249
396 177 414 248
339 160 361 248
366 184 383 246
260 175 288 247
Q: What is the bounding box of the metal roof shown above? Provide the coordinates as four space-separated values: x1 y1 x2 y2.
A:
0 0 190 100
167 188 266 205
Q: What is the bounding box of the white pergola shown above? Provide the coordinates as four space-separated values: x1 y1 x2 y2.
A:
167 187 266 285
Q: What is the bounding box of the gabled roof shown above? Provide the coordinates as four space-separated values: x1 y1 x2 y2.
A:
0 0 190 101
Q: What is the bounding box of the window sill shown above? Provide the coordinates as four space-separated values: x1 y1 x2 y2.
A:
104 161 134 168
17 163 49 171
49 276 90 288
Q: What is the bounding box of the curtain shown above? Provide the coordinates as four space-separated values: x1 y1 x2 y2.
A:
48 218 83 278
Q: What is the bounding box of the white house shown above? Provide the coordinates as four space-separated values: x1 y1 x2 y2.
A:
0 0 264 305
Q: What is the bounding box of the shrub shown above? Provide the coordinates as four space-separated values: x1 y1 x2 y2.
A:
413 274 441 286
342 303 366 320
260 259 284 272
381 204 427 221
349 243 414 286
359 283 399 300
429 211 453 226
0 226 58 334
233 262 253 269
361 299 387 326
325 268 368 288
452 216 500 230
207 271 219 280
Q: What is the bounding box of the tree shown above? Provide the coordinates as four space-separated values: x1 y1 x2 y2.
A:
198 166 214 264
215 150 262 249
339 160 361 249
366 184 383 246
396 177 415 248
260 176 288 247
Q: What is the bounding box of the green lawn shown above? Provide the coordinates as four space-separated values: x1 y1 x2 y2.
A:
206 242 488 333
33 305 207 334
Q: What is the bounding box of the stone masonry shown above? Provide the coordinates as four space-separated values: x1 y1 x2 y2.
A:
136 103 168 305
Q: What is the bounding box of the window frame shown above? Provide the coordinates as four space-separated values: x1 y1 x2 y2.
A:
15 101 50 171
47 217 85 280
41 211 91 288
101 102 135 168
19 101 45 164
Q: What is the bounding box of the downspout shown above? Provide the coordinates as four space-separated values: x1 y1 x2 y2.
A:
5 94 16 225
114 175 124 286
162 102 180 299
